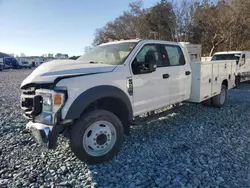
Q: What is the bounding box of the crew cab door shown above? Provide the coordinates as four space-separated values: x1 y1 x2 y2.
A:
161 44 191 103
130 43 170 115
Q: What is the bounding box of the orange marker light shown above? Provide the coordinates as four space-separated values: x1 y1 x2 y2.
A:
54 94 62 105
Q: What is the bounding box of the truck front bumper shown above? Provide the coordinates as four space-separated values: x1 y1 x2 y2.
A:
26 122 59 149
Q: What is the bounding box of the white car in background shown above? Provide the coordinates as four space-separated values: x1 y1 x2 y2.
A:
19 61 32 69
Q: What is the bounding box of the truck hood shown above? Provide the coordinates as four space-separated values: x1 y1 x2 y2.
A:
20 60 117 88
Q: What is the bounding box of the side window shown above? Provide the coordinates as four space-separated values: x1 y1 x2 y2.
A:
135 44 163 67
165 45 185 66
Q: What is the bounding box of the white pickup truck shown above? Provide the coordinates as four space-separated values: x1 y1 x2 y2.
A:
211 51 250 87
20 39 236 164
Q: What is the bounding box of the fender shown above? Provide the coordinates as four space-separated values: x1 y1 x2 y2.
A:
65 85 133 120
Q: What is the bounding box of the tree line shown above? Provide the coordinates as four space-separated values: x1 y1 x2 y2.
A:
92 0 250 56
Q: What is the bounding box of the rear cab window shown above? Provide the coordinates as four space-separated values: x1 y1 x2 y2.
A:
211 53 241 61
162 44 186 66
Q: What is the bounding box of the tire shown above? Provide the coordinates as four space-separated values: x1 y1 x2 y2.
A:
70 109 124 164
0 65 2 71
235 76 240 88
212 85 227 108
202 98 212 106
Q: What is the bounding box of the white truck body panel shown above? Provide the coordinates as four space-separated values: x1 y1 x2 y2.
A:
56 65 132 119
179 42 202 62
20 60 117 88
212 51 250 82
188 60 236 103
127 40 192 116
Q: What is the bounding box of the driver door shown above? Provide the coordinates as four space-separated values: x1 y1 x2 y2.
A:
131 43 170 115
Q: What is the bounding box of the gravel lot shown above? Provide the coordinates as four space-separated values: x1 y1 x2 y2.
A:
1 69 250 188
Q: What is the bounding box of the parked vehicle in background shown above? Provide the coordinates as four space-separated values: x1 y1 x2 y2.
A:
0 58 3 71
20 39 237 164
211 51 250 87
3 57 20 69
201 56 212 62
19 61 32 69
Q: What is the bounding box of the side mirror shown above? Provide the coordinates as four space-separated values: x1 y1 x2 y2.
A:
239 59 245 67
147 60 157 72
144 52 157 73
132 59 156 74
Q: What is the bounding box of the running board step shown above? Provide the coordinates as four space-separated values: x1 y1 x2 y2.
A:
131 103 184 125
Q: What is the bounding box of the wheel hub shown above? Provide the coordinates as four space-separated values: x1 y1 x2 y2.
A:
220 88 226 104
83 121 116 157
96 134 107 145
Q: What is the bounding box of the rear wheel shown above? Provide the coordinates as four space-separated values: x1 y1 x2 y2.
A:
70 109 124 164
212 85 227 108
235 76 241 88
202 98 212 106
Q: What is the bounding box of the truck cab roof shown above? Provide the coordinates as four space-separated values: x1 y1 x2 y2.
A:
99 39 184 47
213 51 246 55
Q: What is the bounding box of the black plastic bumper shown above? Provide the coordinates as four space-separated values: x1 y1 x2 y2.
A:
21 95 42 118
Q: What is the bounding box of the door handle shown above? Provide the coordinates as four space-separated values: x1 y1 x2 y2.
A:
162 74 170 79
185 71 191 75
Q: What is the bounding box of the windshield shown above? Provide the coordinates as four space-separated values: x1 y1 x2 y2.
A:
77 42 137 65
211 53 241 61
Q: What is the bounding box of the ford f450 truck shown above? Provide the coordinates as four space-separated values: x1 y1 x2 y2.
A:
20 39 236 164
211 51 250 87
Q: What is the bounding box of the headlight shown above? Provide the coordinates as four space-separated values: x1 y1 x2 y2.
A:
35 89 65 125
43 94 52 106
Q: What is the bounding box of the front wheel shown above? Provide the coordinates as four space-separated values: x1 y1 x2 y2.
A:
212 85 227 108
70 109 124 164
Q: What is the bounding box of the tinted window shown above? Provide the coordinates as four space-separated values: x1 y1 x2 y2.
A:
135 44 163 67
165 45 185 66
211 54 241 61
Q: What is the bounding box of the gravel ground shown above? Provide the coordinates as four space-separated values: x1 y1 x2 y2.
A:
1 69 250 188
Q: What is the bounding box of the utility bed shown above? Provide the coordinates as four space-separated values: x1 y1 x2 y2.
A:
188 60 236 103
